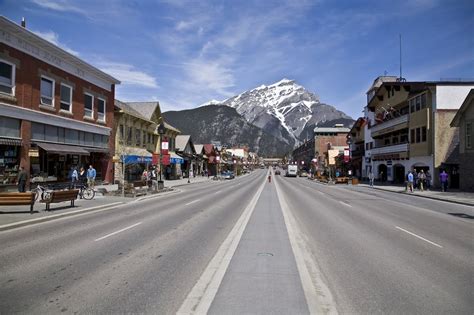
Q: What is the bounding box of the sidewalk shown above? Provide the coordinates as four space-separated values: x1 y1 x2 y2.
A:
0 176 216 231
356 182 474 207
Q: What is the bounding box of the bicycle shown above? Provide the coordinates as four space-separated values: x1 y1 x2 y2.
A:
77 183 95 200
31 184 53 201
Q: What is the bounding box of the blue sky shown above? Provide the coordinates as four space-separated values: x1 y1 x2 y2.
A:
1 0 473 118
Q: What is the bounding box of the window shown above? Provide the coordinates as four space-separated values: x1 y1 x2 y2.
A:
65 129 79 144
415 96 421 111
85 132 93 146
97 98 106 122
45 125 58 142
84 93 94 118
421 94 427 109
40 76 54 106
410 129 415 143
369 142 373 149
384 138 390 146
422 126 427 142
119 125 124 142
136 129 141 146
409 99 415 113
60 83 72 111
127 127 132 145
416 128 421 143
0 60 15 95
467 122 472 149
0 117 20 138
143 133 147 147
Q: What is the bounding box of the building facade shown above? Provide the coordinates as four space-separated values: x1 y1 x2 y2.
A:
313 125 350 175
366 78 474 187
0 16 119 189
291 139 315 173
450 90 474 191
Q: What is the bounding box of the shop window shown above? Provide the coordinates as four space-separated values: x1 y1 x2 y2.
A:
85 132 93 146
410 129 415 143
93 134 102 147
60 83 72 111
0 60 15 95
58 128 65 143
467 122 472 149
422 126 427 142
416 128 421 143
32 123 45 140
45 125 58 142
119 125 124 143
65 129 79 144
0 116 20 138
40 76 55 106
84 93 94 118
97 98 106 122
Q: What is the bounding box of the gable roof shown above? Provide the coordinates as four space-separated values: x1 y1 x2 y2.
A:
175 135 191 151
164 121 181 134
194 144 204 155
115 99 151 122
125 102 161 123
451 89 474 127
203 144 216 155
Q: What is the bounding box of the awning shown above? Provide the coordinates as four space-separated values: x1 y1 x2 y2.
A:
85 146 109 153
170 152 184 164
37 142 90 155
0 138 22 146
120 147 152 164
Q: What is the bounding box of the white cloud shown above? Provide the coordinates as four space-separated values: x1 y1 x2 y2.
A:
96 61 158 88
31 0 87 15
33 30 80 56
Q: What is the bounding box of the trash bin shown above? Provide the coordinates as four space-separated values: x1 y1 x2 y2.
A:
158 180 164 190
352 178 359 185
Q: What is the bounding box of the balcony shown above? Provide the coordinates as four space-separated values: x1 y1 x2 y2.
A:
371 115 408 137
369 143 409 161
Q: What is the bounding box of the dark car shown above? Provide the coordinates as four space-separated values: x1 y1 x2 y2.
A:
274 169 281 175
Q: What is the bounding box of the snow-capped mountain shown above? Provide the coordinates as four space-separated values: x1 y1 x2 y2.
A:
220 79 353 146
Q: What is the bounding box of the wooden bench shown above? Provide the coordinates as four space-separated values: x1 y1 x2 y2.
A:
42 189 79 211
0 192 35 214
335 177 349 184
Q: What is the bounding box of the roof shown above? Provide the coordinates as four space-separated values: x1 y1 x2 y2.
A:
194 144 204 154
175 135 191 151
451 89 474 127
125 102 160 121
314 126 351 133
164 121 181 133
0 16 120 86
114 100 152 123
203 144 216 155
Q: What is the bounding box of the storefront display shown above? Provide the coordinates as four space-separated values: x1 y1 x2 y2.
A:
0 145 19 184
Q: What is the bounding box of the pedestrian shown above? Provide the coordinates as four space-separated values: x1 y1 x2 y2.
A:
87 164 96 189
439 170 448 192
425 170 432 190
17 166 27 192
418 170 426 192
368 171 375 187
71 166 78 188
151 167 158 191
268 174 272 183
79 167 87 185
413 170 418 190
380 171 384 183
407 171 414 192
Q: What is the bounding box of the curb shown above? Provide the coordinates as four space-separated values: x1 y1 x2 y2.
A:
0 202 124 232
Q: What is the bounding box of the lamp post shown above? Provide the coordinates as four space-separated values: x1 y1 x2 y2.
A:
157 123 166 186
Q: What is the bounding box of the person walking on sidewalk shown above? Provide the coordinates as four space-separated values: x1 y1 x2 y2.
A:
440 170 449 192
369 171 375 187
87 165 96 189
71 166 79 188
407 171 414 193
17 166 28 192
426 170 432 190
418 170 426 192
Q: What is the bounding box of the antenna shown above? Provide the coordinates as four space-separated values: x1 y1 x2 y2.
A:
399 34 402 80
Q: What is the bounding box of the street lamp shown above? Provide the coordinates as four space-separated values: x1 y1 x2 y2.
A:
157 122 166 185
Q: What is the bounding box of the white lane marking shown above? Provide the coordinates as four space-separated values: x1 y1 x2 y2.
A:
339 201 352 207
395 226 443 248
94 222 142 242
317 190 324 195
185 199 201 206
177 175 267 315
213 190 222 194
274 176 338 314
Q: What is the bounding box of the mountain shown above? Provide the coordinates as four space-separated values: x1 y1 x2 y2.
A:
220 79 353 145
163 105 292 157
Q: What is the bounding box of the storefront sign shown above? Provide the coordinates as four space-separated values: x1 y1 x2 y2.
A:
28 149 39 157
123 155 152 164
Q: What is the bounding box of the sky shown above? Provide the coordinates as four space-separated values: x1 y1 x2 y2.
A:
1 0 473 118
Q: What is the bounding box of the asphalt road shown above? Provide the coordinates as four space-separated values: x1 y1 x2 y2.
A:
1 169 472 314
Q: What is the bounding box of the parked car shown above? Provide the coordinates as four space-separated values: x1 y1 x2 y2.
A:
274 169 281 175
221 171 235 179
299 171 308 177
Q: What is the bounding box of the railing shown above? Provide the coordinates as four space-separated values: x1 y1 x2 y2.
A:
369 142 409 155
370 115 408 134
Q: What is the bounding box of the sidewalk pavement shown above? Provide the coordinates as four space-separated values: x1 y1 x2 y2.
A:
356 182 474 207
0 176 216 231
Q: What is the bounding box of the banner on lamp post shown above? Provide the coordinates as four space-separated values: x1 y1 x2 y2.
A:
344 148 350 163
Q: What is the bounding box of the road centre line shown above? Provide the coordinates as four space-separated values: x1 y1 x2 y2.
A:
94 222 142 242
395 226 443 248
185 199 201 206
339 201 352 207
177 174 267 314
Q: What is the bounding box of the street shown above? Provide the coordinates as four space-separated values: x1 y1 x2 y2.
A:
1 169 473 314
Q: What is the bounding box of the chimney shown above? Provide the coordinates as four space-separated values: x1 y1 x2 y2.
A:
21 17 26 28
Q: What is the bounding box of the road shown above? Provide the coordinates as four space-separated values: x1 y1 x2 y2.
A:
0 169 472 314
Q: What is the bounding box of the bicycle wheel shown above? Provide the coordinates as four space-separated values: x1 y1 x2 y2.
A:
82 187 95 200
31 188 41 201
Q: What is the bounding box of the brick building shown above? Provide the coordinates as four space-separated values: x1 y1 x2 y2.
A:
313 124 350 174
0 16 119 189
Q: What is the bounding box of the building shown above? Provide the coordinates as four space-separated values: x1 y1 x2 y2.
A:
291 139 315 173
450 89 474 191
113 100 160 182
313 124 350 176
0 16 119 189
366 78 474 187
347 117 366 179
175 135 196 178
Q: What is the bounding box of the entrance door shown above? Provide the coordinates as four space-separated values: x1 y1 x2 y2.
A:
393 164 405 184
378 164 387 182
